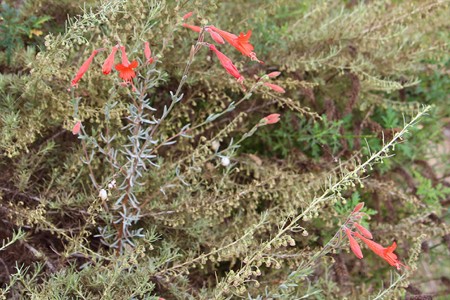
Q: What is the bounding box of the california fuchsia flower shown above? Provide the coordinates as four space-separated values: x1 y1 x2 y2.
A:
263 113 281 125
354 222 373 239
206 28 225 44
183 23 201 33
345 228 363 259
119 46 130 67
352 202 365 213
71 50 99 87
267 71 281 78
72 121 81 135
115 60 138 83
144 42 154 64
102 46 119 75
182 11 193 20
264 82 285 93
209 45 244 83
354 232 407 270
209 26 262 63
183 23 224 44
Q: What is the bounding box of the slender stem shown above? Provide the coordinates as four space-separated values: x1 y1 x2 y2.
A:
149 82 259 156
371 273 406 300
81 139 99 190
147 30 206 143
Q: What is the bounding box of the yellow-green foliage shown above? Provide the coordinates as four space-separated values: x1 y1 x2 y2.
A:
1 0 449 299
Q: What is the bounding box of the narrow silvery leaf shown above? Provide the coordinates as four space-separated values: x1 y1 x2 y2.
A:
100 132 108 142
176 93 184 102
114 193 126 206
181 123 191 132
148 160 160 168
176 166 190 186
226 101 236 112
206 113 219 122
151 116 160 124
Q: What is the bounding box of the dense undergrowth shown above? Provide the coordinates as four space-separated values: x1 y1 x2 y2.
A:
0 0 449 299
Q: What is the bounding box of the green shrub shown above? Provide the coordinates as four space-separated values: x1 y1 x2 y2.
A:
1 0 449 299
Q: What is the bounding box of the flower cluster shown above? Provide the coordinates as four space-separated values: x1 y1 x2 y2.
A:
344 203 407 270
182 11 286 92
70 43 156 134
70 42 155 88
70 16 285 134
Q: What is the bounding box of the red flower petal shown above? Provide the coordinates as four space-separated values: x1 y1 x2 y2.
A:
183 23 201 33
354 222 373 239
345 228 363 259
182 12 193 20
144 42 152 63
354 232 407 269
263 113 281 125
120 46 130 67
102 46 118 75
264 82 285 93
209 45 244 83
267 71 281 78
115 60 138 82
72 121 81 135
209 26 262 63
71 50 99 87
352 202 365 213
207 29 225 44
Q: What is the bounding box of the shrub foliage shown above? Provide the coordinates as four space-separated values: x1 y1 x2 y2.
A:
1 0 449 299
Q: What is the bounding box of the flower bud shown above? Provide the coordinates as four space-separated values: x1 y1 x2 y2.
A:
345 228 363 259
182 12 193 20
263 82 285 93
261 113 281 125
221 156 230 167
211 140 220 152
354 222 373 239
107 179 116 190
98 189 108 201
267 71 281 78
72 121 82 135
352 202 364 213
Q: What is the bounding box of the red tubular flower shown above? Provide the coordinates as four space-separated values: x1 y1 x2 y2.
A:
144 42 151 60
183 23 201 33
264 82 285 93
144 42 154 64
354 222 373 239
263 113 281 125
209 45 244 83
72 121 81 135
102 46 119 75
354 232 407 270
120 46 130 67
209 26 262 63
71 50 99 87
345 228 363 259
182 11 193 20
206 28 225 44
115 60 138 83
183 23 224 44
267 71 281 78
352 202 365 213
